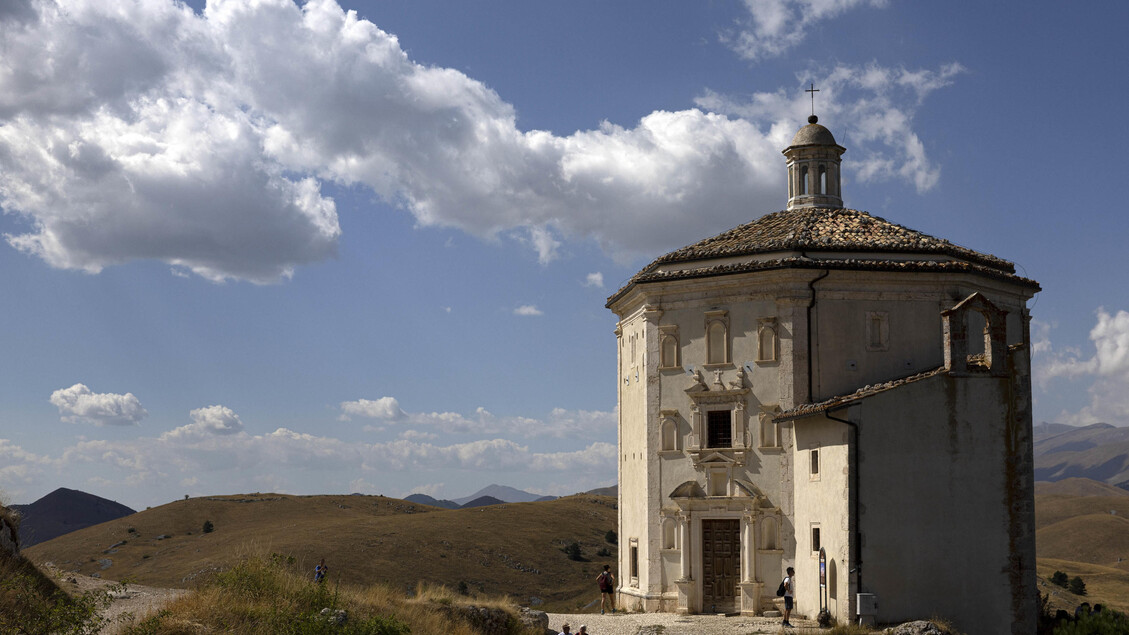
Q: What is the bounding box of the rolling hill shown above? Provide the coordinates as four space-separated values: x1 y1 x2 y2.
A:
23 492 618 612
403 493 460 509
1035 477 1129 614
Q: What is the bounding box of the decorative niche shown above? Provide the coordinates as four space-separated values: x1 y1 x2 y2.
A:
659 324 681 369
704 310 730 366
756 317 778 364
758 405 782 450
659 410 681 453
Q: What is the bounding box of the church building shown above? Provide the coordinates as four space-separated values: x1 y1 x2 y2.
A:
605 114 1040 634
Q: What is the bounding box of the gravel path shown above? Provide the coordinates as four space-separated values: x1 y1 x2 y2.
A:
51 569 188 634
546 612 819 635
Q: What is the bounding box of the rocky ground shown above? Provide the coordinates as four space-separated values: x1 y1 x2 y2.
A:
50 569 188 634
547 611 819 634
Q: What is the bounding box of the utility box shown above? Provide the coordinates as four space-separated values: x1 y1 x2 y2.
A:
857 593 878 627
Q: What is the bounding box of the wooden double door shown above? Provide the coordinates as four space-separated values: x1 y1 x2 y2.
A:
701 519 740 613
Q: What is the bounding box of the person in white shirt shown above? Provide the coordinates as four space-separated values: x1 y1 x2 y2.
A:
782 566 795 628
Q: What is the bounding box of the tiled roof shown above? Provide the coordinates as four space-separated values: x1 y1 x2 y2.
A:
774 367 948 421
654 208 1014 270
606 208 1040 307
619 256 1039 291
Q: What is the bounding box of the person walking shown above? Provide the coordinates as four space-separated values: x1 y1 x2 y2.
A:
782 566 795 628
596 565 616 614
558 622 571 634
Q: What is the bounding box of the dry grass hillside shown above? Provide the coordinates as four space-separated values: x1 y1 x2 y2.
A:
1035 478 1129 614
1035 477 1129 498
24 493 618 612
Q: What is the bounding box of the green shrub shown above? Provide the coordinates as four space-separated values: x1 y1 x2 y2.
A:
0 569 116 635
1069 576 1087 596
1051 571 1069 588
202 520 215 533
121 556 412 635
563 542 582 561
1053 607 1129 634
605 529 617 544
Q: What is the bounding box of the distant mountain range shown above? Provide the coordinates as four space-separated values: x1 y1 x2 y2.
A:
450 484 557 506
404 483 618 510
11 488 134 548
1034 422 1129 491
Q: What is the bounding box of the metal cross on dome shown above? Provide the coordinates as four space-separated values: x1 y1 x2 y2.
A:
805 83 820 117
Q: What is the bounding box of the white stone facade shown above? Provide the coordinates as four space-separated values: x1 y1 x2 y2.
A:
606 119 1039 635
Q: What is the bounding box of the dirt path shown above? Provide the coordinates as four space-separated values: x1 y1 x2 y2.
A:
53 570 188 634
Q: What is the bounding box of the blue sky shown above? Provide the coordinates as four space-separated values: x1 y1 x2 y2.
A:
1 0 1127 510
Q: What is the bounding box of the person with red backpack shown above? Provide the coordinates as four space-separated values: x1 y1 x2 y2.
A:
596 565 616 614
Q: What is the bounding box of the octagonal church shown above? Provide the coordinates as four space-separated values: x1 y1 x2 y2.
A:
605 115 1039 634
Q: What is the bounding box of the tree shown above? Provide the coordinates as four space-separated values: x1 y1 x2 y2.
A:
202 520 214 534
564 542 582 561
605 529 617 545
1051 571 1069 588
1069 576 1087 596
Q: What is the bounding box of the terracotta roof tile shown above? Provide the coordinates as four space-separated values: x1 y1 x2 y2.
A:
654 208 1013 270
775 367 948 421
606 208 1040 307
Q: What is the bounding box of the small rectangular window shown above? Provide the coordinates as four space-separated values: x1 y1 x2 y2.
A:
630 544 639 579
707 410 732 448
812 526 821 553
811 449 820 475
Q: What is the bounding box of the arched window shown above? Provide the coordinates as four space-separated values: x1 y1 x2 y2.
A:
757 317 777 363
661 335 679 368
760 411 779 448
661 417 678 451
819 165 827 194
708 322 727 364
662 518 676 549
799 165 808 195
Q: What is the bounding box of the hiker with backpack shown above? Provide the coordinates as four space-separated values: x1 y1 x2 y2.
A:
596 565 616 614
776 566 795 628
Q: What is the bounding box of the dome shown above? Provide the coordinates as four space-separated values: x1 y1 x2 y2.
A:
789 119 837 147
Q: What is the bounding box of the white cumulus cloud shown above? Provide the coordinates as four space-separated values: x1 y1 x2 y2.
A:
696 61 964 196
188 405 245 435
339 397 406 421
49 383 147 426
514 305 543 317
0 0 951 282
1035 308 1129 425
585 272 605 288
724 0 889 61
339 398 616 439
